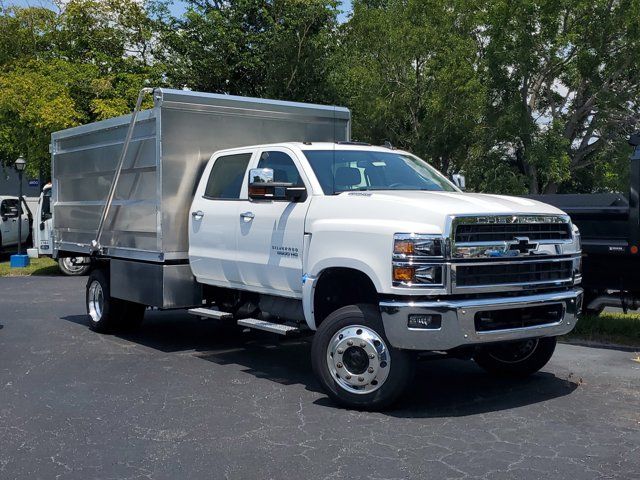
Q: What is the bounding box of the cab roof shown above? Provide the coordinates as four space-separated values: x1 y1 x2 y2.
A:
215 141 408 155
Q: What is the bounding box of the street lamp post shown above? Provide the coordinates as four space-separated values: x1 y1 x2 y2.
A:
14 156 26 256
10 155 29 269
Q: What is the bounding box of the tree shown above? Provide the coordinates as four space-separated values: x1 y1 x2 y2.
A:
329 0 485 175
0 60 81 178
160 0 339 102
474 0 640 194
0 1 166 179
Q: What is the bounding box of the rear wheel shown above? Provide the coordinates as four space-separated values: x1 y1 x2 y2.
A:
59 257 91 276
86 269 145 333
311 304 414 410
473 337 557 377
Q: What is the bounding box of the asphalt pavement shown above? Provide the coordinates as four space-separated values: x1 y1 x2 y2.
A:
0 275 639 480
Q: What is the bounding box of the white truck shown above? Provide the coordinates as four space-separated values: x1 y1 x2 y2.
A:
0 195 30 251
52 89 583 409
27 183 91 275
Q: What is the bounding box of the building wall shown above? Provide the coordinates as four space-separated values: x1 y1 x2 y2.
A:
0 166 42 197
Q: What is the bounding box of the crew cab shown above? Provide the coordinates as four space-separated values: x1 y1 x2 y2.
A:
52 89 583 409
0 196 29 251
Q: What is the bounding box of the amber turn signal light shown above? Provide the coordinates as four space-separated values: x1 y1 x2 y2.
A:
394 240 415 255
393 266 414 282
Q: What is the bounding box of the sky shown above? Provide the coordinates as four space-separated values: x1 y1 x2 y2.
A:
3 0 353 22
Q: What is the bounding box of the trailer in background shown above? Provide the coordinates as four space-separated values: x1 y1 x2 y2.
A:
529 133 640 314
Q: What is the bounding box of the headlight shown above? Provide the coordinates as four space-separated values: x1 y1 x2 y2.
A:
393 234 445 287
393 234 444 259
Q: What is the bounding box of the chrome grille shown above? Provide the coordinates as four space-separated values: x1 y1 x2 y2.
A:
455 222 571 243
455 260 573 287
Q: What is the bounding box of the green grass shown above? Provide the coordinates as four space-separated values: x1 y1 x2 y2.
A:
0 257 60 277
564 312 640 348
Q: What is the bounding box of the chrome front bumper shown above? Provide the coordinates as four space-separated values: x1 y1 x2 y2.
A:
379 288 583 351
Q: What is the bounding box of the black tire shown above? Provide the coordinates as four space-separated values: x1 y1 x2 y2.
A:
474 337 557 378
86 269 145 333
311 304 414 410
58 257 91 276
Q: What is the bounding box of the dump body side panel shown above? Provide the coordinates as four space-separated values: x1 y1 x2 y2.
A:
52 110 160 259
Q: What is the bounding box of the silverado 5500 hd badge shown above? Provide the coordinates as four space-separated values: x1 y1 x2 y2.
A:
272 245 299 258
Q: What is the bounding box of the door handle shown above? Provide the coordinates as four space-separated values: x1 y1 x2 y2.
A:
240 211 255 221
191 210 204 220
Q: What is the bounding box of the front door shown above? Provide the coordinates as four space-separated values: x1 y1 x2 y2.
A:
189 150 255 287
0 199 19 246
37 188 53 254
236 148 311 297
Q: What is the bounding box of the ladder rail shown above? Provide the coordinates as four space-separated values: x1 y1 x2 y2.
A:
91 87 154 252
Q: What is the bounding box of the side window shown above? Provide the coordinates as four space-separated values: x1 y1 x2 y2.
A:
257 151 303 186
204 153 252 199
2 199 18 216
0 201 5 216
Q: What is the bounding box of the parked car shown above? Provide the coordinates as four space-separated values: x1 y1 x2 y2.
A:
0 196 30 252
51 88 583 409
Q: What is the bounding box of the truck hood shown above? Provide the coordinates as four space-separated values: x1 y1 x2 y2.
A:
342 190 567 216
307 190 568 237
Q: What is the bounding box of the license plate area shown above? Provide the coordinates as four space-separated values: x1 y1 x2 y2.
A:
474 303 564 332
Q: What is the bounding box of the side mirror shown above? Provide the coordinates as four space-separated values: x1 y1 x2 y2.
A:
451 173 466 191
248 168 306 202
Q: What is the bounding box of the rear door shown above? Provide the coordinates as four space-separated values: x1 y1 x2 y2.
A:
235 147 311 297
189 150 255 287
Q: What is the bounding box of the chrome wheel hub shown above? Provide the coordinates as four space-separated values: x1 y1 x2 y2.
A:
326 325 390 394
88 280 104 323
62 257 85 273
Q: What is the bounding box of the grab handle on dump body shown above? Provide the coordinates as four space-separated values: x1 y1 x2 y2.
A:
91 87 154 253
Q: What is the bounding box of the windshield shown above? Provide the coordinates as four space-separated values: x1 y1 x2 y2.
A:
302 150 457 194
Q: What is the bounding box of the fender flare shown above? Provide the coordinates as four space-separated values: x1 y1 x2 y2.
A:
302 259 382 330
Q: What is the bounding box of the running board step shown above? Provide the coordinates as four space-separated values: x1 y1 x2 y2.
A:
237 318 300 335
188 307 233 320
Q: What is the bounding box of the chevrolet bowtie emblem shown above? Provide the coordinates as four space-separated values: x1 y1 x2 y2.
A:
508 237 538 254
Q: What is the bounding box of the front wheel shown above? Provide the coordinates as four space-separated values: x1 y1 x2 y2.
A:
59 257 91 276
311 304 414 410
473 337 557 377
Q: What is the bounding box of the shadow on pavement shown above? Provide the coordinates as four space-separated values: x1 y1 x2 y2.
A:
560 339 639 352
62 309 579 417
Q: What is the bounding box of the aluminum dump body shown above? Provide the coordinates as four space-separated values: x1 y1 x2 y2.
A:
52 88 351 263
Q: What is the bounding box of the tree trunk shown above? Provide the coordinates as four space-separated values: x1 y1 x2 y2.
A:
543 181 559 194
527 164 539 194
